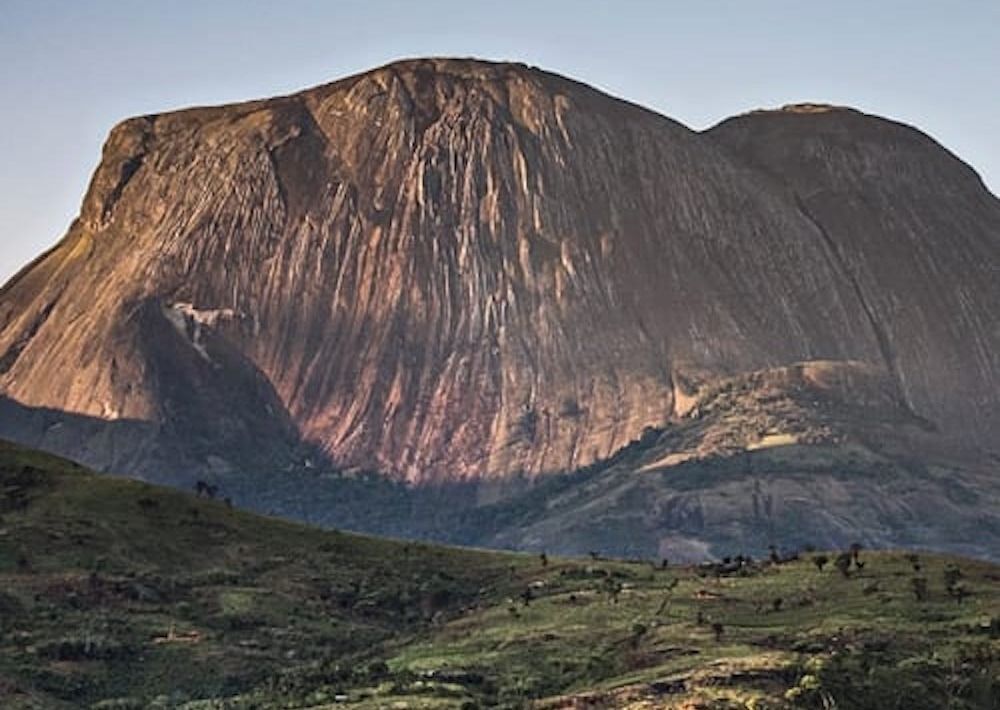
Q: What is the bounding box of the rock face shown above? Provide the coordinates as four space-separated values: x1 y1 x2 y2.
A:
1 59 999 489
708 106 1000 453
471 361 1000 561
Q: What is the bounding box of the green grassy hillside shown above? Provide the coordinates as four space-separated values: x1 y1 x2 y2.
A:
0 441 525 708
1 441 997 708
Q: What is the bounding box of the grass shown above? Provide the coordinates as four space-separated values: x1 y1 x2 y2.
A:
0 441 526 708
380 554 998 708
1 440 998 708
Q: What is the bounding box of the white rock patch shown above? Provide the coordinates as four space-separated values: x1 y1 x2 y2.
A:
163 302 239 362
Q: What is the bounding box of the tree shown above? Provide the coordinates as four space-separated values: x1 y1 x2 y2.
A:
194 481 218 499
655 578 679 615
603 578 622 604
631 622 648 647
834 552 853 578
911 577 929 602
137 497 158 512
944 565 968 603
948 585 971 603
943 564 963 592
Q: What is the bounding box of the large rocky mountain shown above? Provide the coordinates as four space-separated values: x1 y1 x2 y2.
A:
1 58 999 555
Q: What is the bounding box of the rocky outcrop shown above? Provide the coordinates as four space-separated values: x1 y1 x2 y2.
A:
477 361 1000 561
708 106 1000 453
1 59 999 489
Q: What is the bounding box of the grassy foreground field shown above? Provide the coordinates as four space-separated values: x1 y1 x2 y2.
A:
0 441 997 708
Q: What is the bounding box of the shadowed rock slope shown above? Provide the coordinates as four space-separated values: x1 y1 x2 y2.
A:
464 361 1000 561
1 60 998 500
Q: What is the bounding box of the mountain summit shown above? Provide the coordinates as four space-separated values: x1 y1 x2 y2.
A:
2 59 999 500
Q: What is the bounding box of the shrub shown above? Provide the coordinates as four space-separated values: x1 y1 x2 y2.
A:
517 408 539 442
0 590 24 623
37 635 131 661
834 552 852 577
559 398 583 418
788 649 998 710
91 699 146 710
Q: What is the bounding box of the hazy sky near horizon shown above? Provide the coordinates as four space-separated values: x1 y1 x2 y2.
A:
2 0 998 283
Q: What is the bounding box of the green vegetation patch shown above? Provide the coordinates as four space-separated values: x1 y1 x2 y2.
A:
0 440 997 708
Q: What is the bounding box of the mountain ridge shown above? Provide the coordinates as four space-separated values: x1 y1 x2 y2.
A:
1 58 998 559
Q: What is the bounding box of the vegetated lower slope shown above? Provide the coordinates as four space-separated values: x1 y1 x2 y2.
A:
0 440 524 708
1 441 998 709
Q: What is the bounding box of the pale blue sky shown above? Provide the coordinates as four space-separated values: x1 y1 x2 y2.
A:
2 1 998 283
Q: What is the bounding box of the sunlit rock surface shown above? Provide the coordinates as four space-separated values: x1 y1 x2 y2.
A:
2 58 999 487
